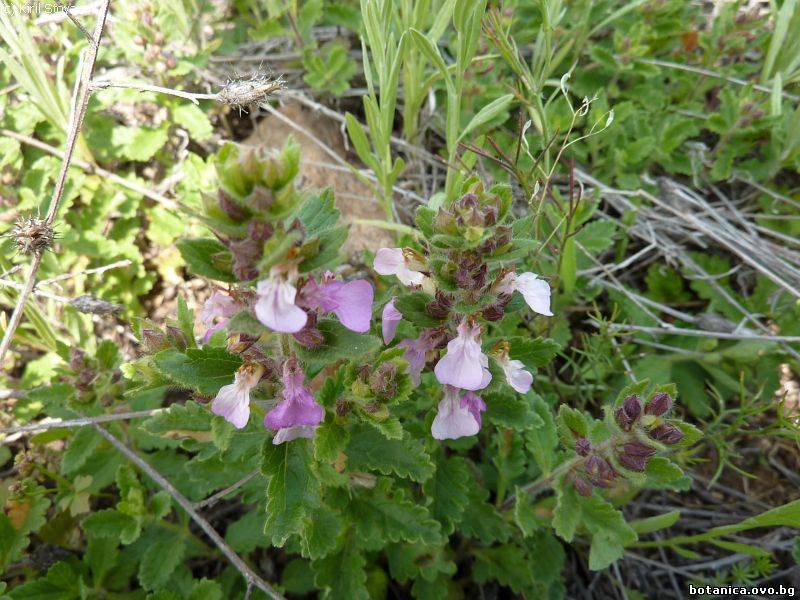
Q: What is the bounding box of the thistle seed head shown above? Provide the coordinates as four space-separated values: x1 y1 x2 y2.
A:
9 216 55 255
217 72 285 110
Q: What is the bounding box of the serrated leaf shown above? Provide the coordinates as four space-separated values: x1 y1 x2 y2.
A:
524 395 558 474
82 509 139 545
507 337 560 370
351 487 442 548
394 293 442 327
153 347 242 396
138 536 186 590
423 455 470 535
514 485 538 537
313 541 369 600
8 561 81 600
61 427 101 475
261 439 320 546
473 545 534 595
176 238 236 282
460 486 511 543
484 392 544 431
295 321 382 368
346 425 434 483
302 504 344 560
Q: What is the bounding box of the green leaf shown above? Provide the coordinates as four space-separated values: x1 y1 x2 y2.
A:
645 457 690 490
82 509 139 544
295 321 382 368
351 486 442 548
514 485 539 537
302 504 343 560
484 392 544 431
458 94 514 142
172 103 213 141
112 124 169 162
630 510 681 535
460 486 511 543
394 293 442 327
61 427 101 475
507 337 560 370
524 395 558 474
579 494 638 570
346 425 434 483
552 484 581 542
9 561 81 600
153 347 242 396
261 439 320 546
295 188 341 236
225 511 267 554
138 536 186 590
313 540 369 600
176 238 236 283
473 545 534 595
423 455 471 535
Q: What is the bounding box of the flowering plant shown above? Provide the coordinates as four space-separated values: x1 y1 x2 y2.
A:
119 141 698 596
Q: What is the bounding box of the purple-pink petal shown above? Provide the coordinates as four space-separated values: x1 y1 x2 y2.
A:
264 361 325 430
431 386 481 440
434 320 491 391
381 298 402 344
254 279 308 333
460 391 486 428
302 278 374 333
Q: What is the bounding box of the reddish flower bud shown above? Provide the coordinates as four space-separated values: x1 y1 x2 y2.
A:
585 455 616 488
141 328 168 352
369 362 398 400
248 187 274 212
575 437 591 456
228 238 261 281
573 475 593 497
649 423 684 445
645 392 674 416
615 395 642 431
426 291 452 319
617 441 656 472
218 190 247 221
165 325 189 350
292 321 323 349
247 220 273 242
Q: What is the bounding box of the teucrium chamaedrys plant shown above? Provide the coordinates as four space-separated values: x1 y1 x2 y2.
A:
125 140 697 596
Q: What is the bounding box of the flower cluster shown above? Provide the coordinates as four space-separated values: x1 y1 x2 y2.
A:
374 181 553 441
568 392 684 496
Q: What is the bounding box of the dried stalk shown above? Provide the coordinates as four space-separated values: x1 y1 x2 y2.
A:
0 0 112 362
0 409 165 439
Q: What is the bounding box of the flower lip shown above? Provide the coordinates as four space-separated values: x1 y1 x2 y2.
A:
301 277 374 333
264 358 325 430
431 385 485 440
433 319 492 391
254 276 308 333
373 247 426 287
381 298 402 344
211 363 264 429
495 271 553 317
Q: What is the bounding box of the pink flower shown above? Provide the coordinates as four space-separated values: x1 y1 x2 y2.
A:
434 320 492 391
431 385 486 440
200 292 238 343
211 363 264 429
373 248 425 287
301 275 374 333
254 277 308 333
272 425 317 445
398 329 440 385
498 271 553 316
381 298 402 343
264 359 324 430
495 353 533 393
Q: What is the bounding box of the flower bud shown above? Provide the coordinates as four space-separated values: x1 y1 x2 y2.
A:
165 326 189 350
369 362 398 400
572 475 593 497
585 455 616 488
248 187 274 212
426 291 452 319
575 437 591 456
292 319 323 349
247 219 273 242
228 238 261 281
141 328 167 352
645 392 674 416
218 190 247 221
649 423 684 445
617 441 656 472
615 395 642 431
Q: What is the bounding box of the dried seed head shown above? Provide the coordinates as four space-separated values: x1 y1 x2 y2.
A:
9 216 55 255
70 295 123 315
217 72 285 110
